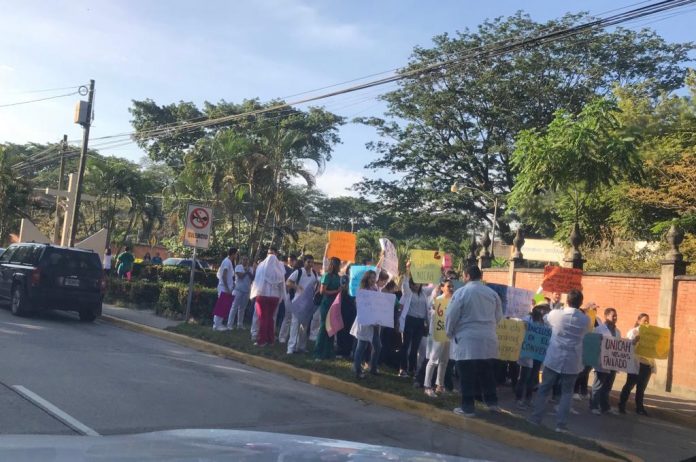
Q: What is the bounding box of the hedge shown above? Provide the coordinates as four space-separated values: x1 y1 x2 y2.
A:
105 279 217 321
126 263 218 288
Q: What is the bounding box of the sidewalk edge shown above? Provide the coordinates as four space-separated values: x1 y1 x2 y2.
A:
100 315 631 462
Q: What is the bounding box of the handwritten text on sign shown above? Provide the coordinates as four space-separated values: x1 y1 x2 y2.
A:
496 319 526 361
541 265 583 293
355 289 396 328
410 249 442 284
519 322 552 362
327 231 357 262
488 283 534 319
432 296 450 343
600 337 638 374
635 325 671 359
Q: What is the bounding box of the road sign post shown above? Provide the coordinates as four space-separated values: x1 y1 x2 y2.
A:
183 204 213 322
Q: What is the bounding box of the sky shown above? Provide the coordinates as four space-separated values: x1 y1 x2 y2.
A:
1 0 695 197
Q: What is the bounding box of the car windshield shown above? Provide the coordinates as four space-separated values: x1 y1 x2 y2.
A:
2 3 696 462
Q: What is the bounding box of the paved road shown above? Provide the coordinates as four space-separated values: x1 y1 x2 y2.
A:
0 308 551 461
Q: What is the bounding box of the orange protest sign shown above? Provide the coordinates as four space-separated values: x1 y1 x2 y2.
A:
326 231 356 262
541 265 583 293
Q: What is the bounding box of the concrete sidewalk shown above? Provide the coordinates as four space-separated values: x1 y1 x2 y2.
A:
102 304 179 330
102 305 696 461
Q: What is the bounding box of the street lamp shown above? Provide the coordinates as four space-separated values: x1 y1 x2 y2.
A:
451 182 499 258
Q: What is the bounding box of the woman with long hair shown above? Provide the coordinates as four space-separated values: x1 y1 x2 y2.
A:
314 257 343 360
399 261 434 377
619 313 655 416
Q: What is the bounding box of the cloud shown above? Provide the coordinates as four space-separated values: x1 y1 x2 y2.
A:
0 64 15 72
260 0 373 48
315 165 364 197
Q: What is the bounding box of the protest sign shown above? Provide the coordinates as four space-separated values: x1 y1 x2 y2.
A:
327 231 356 262
325 292 344 337
582 333 603 368
432 296 450 343
348 265 378 297
506 287 534 318
410 249 442 284
635 325 671 359
288 283 317 325
533 293 546 305
356 289 396 328
600 336 638 374
587 307 597 328
379 238 399 280
519 322 552 362
541 265 583 293
487 283 533 319
496 319 526 361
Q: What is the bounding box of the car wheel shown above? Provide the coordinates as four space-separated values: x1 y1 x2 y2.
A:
11 285 29 316
79 302 101 322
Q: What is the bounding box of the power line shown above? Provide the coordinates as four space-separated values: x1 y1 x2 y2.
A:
0 84 85 96
0 91 78 108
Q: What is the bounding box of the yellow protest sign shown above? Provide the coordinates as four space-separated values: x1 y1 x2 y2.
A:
497 319 526 361
433 296 450 343
587 307 597 329
635 325 671 359
326 231 356 262
410 249 442 284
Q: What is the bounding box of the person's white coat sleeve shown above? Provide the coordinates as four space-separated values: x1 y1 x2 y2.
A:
494 293 503 323
445 294 461 340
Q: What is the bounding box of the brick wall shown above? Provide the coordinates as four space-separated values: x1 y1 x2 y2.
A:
482 268 508 285
673 278 696 392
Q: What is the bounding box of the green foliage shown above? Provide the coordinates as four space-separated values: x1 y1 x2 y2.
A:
104 279 161 308
358 12 692 245
155 283 218 320
0 146 31 244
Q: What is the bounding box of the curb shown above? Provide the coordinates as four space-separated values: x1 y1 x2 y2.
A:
101 315 631 462
607 394 694 429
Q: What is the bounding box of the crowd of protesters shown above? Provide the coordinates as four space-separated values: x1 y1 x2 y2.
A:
207 245 655 434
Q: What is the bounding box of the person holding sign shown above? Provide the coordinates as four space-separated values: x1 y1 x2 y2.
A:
515 304 548 408
351 270 382 378
445 265 503 417
529 289 589 433
399 262 434 378
590 307 621 415
619 313 655 416
424 280 453 398
314 257 343 361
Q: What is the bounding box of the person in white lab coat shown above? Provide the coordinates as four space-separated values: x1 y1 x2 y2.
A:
445 265 503 417
528 289 590 433
286 255 319 354
590 307 621 415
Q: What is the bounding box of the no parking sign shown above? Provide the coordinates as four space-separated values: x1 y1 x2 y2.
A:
184 204 213 249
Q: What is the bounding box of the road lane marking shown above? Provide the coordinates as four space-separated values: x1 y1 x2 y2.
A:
11 385 100 436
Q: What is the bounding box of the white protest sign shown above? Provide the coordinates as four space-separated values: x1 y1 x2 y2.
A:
184 204 213 249
398 293 412 332
505 287 534 319
356 289 396 328
600 336 638 374
379 238 399 280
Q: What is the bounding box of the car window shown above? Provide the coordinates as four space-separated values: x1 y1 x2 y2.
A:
9 246 33 264
45 249 102 272
0 246 15 263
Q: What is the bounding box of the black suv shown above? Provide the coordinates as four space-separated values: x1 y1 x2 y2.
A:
0 243 105 321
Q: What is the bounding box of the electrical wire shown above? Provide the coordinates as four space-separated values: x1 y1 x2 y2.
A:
0 91 78 108
0 84 85 95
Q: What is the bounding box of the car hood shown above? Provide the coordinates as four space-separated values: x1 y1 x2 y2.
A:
0 429 479 461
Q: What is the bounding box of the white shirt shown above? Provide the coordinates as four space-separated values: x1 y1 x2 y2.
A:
445 281 503 361
233 265 254 294
401 277 434 319
543 307 590 374
287 268 319 302
216 257 235 295
103 254 112 270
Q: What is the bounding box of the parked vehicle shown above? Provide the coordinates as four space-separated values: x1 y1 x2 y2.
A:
162 258 211 271
0 243 105 321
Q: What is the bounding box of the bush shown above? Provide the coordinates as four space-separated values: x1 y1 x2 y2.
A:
155 283 217 320
159 266 217 288
104 279 161 308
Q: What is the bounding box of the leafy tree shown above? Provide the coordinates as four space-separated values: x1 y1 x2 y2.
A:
357 12 692 244
0 147 31 244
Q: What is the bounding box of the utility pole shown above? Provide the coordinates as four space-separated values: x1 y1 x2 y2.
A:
52 135 68 245
68 79 95 247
